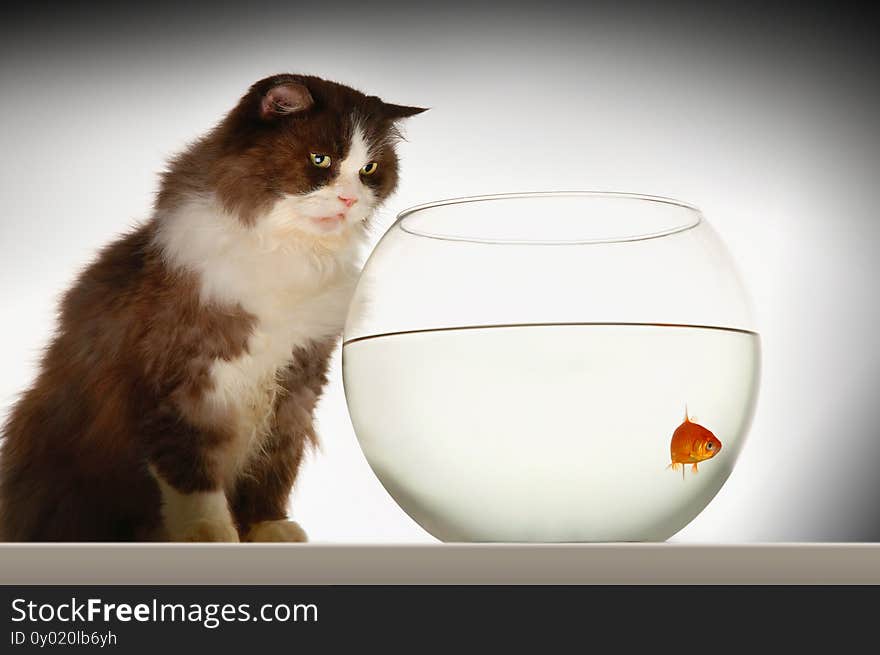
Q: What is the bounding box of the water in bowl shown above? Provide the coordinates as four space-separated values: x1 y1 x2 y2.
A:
342 323 760 542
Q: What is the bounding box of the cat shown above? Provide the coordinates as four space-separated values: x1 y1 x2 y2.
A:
0 73 425 542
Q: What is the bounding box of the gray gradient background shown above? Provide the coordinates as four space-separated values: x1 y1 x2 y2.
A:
0 1 877 542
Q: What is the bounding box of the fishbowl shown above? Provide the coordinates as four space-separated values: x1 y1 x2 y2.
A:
343 192 760 541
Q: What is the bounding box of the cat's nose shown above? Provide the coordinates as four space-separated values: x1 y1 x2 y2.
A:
338 195 358 208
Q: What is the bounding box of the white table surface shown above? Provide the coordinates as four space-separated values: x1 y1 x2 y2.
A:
1 543 878 585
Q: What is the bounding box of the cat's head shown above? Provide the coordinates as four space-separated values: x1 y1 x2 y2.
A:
196 74 425 242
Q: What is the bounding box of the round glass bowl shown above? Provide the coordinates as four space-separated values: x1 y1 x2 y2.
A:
343 192 760 542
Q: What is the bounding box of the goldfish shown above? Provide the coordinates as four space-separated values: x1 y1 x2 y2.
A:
668 406 722 478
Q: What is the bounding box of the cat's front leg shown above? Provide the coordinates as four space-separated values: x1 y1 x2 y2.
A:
152 473 240 542
230 427 312 543
146 414 240 543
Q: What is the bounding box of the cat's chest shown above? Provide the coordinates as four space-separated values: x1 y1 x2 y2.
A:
204 282 354 483
208 283 351 408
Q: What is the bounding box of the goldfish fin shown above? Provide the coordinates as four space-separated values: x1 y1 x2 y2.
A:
692 463 699 474
684 404 689 422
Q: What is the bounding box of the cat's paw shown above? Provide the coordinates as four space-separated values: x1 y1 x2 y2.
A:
244 520 308 543
179 518 241 543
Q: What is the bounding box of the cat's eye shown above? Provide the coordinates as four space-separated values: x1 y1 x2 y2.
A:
360 162 378 176
310 153 331 168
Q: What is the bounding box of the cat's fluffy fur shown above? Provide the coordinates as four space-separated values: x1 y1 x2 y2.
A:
0 74 424 541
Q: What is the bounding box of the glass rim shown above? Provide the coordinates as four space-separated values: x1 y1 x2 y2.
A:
395 191 704 245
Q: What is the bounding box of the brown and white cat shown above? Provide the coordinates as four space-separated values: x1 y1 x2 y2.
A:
0 74 425 542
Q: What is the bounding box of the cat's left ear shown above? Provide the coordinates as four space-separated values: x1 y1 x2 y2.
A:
382 103 429 120
260 82 314 120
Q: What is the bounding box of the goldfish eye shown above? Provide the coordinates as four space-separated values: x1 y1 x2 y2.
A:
310 153 331 168
706 442 714 450
360 162 378 176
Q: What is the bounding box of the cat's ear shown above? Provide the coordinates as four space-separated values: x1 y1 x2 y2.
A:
382 103 428 121
259 82 314 120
